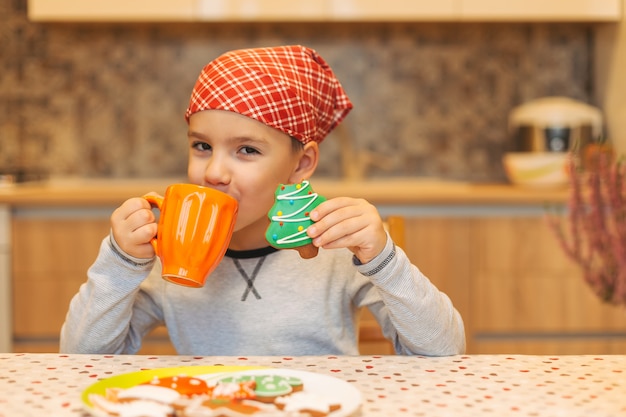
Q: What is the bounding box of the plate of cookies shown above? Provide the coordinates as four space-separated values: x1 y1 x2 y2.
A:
82 365 362 417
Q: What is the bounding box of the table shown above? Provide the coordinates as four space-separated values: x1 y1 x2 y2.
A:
0 353 624 417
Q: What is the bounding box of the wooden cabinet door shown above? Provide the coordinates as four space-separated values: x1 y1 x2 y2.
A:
11 215 176 354
397 217 474 350
0 206 11 352
471 217 626 354
12 216 111 352
396 215 626 354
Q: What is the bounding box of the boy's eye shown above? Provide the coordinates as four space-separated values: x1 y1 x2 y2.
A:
240 146 260 155
192 141 211 151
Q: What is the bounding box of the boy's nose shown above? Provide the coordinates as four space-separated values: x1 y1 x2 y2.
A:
203 158 231 186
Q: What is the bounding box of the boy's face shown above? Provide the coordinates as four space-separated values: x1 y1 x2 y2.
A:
187 109 317 250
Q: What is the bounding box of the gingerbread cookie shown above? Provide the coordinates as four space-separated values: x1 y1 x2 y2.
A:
216 373 303 403
265 180 326 259
275 391 342 416
145 375 210 397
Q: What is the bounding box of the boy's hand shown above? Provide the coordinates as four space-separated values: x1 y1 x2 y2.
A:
307 197 387 264
110 196 158 259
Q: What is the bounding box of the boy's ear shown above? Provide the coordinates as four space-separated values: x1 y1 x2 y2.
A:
288 141 319 183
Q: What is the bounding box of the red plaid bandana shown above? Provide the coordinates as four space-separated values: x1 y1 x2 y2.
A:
185 45 353 144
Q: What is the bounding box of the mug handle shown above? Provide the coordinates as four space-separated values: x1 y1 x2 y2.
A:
143 193 163 255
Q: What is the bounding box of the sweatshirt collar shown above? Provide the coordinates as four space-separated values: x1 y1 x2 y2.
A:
226 246 278 259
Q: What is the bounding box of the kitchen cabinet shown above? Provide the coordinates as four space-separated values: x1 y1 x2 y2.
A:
12 215 106 353
27 0 197 22
9 209 175 354
401 216 626 354
8 204 394 355
460 0 621 21
26 0 454 22
11 210 177 354
27 0 620 22
470 217 626 353
9 209 395 355
327 0 455 20
3 179 623 355
11 214 106 353
0 205 11 352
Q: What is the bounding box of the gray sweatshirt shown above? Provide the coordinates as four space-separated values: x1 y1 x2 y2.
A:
60 233 465 356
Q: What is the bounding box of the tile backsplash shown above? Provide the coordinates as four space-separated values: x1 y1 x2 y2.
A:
0 1 595 182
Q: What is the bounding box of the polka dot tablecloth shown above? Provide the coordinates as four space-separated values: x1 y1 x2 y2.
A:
0 354 624 417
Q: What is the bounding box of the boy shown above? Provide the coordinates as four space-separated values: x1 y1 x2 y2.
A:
60 45 465 356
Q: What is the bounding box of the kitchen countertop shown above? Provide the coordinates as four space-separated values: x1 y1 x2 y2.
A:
0 177 569 206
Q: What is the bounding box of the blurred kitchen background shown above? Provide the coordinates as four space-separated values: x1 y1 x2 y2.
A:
0 0 617 182
3 1 626 355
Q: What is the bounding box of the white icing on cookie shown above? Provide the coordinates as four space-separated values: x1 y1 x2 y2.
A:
117 384 181 403
90 394 174 417
275 391 337 414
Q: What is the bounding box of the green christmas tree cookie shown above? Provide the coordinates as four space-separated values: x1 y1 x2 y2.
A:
265 180 326 258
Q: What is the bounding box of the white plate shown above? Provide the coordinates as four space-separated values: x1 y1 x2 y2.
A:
82 365 362 417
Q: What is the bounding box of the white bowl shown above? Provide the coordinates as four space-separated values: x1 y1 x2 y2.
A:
502 152 570 188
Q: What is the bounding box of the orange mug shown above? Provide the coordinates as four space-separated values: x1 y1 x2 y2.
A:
144 184 238 288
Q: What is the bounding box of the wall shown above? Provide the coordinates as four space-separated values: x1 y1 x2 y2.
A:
0 0 597 181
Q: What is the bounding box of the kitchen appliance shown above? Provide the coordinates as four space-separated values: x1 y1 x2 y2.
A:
509 97 603 153
502 152 569 188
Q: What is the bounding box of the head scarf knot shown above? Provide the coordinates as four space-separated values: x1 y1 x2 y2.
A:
185 45 352 144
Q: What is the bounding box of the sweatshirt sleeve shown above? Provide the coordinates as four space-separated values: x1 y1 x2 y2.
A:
59 235 162 354
355 234 466 356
